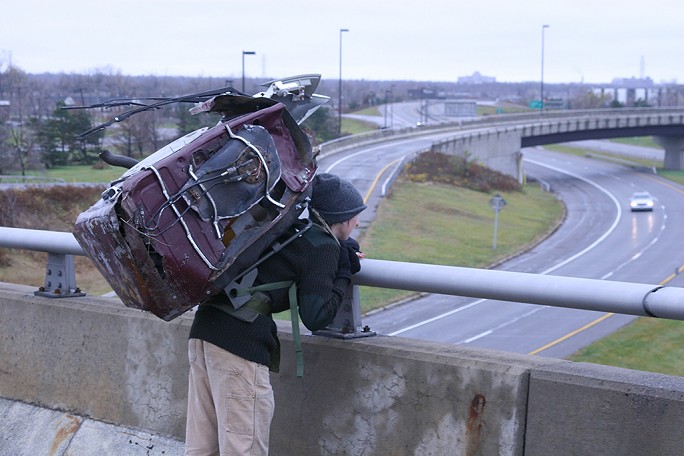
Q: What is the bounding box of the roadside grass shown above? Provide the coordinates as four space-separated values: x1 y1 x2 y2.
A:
39 164 126 183
357 179 564 313
609 136 659 148
543 144 662 169
569 318 684 376
342 117 380 135
658 169 684 186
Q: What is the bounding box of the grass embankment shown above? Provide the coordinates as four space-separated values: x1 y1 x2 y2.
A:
0 186 113 295
38 164 125 183
569 318 684 376
357 180 563 313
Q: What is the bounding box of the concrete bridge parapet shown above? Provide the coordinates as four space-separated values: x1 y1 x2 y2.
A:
3 283 684 455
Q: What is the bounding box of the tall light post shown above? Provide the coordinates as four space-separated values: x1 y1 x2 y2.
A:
384 89 390 128
338 28 349 135
242 50 255 93
390 84 395 128
540 24 549 111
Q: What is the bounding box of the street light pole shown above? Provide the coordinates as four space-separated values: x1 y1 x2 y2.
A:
384 89 389 128
338 28 349 135
390 84 395 128
540 24 549 112
242 50 256 93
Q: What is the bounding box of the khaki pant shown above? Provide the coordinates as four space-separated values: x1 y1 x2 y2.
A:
185 339 275 456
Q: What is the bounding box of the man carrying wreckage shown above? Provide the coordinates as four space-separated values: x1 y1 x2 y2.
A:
184 172 367 456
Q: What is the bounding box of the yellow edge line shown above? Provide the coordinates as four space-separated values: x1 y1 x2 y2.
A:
528 313 615 355
364 158 401 204
529 266 681 356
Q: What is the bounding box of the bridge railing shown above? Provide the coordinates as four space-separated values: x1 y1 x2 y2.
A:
323 106 684 156
1 226 683 331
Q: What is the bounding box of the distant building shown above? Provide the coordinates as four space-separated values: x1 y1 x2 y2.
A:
610 77 654 88
444 100 477 117
0 100 9 122
457 71 496 85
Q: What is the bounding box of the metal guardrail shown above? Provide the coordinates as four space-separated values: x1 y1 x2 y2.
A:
0 175 65 184
1 227 684 330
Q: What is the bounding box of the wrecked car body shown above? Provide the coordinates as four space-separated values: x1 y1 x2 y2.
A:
73 75 328 321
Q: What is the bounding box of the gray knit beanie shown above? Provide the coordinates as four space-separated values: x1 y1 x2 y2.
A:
311 173 367 225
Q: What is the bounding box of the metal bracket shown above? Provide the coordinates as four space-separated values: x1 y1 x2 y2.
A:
34 253 85 298
314 284 376 339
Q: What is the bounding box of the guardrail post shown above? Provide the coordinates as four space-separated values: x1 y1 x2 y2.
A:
313 284 376 339
34 253 85 298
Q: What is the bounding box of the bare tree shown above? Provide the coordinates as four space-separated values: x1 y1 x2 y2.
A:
9 125 38 176
0 121 10 174
110 110 158 158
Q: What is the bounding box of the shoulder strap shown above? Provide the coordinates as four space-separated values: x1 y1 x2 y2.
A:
233 280 304 378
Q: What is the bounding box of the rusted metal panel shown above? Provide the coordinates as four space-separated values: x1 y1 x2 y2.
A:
74 93 319 321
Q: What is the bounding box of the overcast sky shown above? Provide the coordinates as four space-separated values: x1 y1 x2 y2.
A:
2 0 683 85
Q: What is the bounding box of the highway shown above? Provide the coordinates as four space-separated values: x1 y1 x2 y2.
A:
318 129 684 360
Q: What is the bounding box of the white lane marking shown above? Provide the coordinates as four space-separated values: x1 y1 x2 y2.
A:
389 157 623 336
388 299 487 336
526 158 623 275
459 306 546 344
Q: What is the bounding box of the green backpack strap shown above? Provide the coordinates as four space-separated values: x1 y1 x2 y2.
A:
288 282 303 378
234 280 304 378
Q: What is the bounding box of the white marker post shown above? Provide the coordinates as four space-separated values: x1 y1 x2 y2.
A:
489 194 507 249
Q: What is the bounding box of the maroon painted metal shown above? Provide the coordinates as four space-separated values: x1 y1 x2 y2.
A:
74 90 320 321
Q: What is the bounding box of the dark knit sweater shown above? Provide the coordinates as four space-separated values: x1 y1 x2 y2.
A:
189 221 350 367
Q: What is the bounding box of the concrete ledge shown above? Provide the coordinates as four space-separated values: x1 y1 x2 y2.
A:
0 283 555 454
0 282 191 438
525 361 684 456
0 397 183 456
272 324 564 455
3 282 684 455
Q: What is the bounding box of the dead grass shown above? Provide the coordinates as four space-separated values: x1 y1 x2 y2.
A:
0 185 114 295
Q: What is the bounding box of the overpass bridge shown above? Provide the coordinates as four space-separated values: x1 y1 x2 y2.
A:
331 107 684 180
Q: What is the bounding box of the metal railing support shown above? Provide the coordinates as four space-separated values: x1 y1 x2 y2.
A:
34 252 85 298
0 227 84 298
314 284 376 338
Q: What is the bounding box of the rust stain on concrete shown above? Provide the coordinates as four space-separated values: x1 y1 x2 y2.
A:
465 393 487 456
49 414 81 456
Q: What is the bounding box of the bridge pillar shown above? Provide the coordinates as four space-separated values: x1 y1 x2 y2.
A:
431 129 524 183
655 136 684 170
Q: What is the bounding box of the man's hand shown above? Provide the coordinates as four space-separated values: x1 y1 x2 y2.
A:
340 237 362 274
